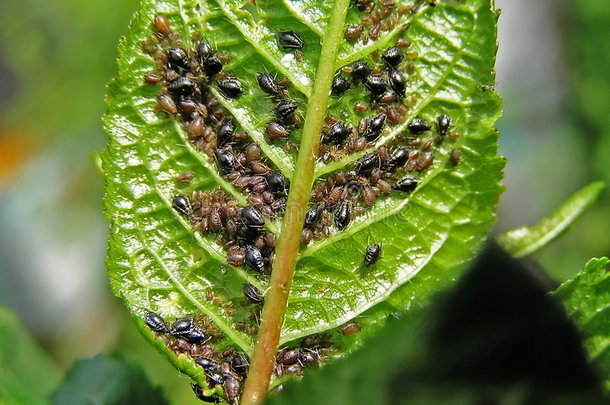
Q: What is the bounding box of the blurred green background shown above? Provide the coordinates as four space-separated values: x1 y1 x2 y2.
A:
0 0 608 403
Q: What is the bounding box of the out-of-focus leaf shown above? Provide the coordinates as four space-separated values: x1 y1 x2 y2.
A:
497 181 605 257
553 257 610 392
102 0 503 398
268 244 607 405
51 354 169 405
0 305 60 405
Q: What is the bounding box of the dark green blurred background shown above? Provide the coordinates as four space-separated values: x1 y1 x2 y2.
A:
0 0 608 403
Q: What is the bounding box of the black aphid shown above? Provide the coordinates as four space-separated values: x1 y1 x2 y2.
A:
245 246 265 273
172 194 192 217
197 42 214 62
363 75 387 95
364 113 386 141
382 46 403 66
257 73 282 97
266 172 287 195
355 153 380 176
393 175 419 193
243 283 264 304
170 317 194 337
203 56 223 76
167 47 189 70
191 383 219 404
167 76 196 97
386 147 409 170
214 149 235 172
304 205 323 228
328 122 352 144
205 370 225 386
184 327 207 344
364 243 381 266
241 206 265 228
145 311 169 333
196 356 221 371
334 201 351 230
407 118 431 134
217 121 235 146
231 353 249 375
436 114 452 137
331 76 351 96
237 224 260 243
217 77 243 98
274 100 298 120
389 70 406 96
278 31 304 49
351 61 371 81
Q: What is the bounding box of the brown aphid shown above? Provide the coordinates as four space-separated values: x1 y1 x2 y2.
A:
450 148 462 166
396 37 411 48
362 186 376 206
248 194 264 207
251 161 271 175
370 168 383 184
144 73 162 84
334 172 348 185
301 229 313 245
417 151 435 171
369 24 381 40
354 103 368 112
340 321 362 336
164 69 179 82
379 91 397 104
345 25 363 42
224 377 241 404
265 233 276 248
185 117 205 138
154 14 172 35
397 5 412 14
245 144 262 162
386 106 403 124
262 191 274 204
218 53 231 64
226 219 238 235
422 140 433 151
157 94 177 115
294 50 304 62
177 172 193 183
377 179 392 193
409 150 420 160
266 122 289 139
326 186 344 206
209 208 223 232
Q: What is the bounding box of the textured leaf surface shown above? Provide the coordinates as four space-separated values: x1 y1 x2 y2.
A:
497 181 605 258
554 257 610 391
102 0 503 395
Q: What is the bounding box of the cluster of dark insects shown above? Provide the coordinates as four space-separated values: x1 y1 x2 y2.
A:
144 310 248 403
345 0 422 45
140 2 462 401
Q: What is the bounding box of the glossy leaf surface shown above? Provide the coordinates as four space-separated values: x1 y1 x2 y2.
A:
102 0 503 395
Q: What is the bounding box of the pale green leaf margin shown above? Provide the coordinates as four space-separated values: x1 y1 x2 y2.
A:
497 181 606 258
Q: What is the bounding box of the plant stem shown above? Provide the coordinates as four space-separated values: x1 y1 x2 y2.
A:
240 1 351 404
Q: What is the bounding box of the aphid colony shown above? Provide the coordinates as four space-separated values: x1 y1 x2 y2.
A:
345 0 420 44
143 9 460 403
144 310 248 403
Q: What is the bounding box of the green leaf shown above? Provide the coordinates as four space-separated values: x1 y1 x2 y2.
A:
553 257 610 392
497 181 606 258
51 354 169 405
102 0 503 399
0 306 61 405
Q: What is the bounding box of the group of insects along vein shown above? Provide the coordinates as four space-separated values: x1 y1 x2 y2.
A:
137 1 462 402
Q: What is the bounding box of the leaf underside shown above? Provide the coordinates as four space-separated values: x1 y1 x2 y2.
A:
554 257 610 392
102 0 503 398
